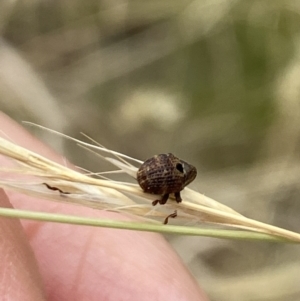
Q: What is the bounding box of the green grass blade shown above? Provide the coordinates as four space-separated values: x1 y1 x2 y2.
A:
0 207 296 243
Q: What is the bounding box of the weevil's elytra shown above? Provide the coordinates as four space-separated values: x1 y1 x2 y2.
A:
137 153 197 206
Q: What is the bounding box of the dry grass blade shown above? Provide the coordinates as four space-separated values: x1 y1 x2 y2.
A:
0 125 299 243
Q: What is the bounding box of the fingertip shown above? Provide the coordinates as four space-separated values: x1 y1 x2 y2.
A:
0 189 46 301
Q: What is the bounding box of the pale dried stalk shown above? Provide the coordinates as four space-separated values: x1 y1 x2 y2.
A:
0 125 299 243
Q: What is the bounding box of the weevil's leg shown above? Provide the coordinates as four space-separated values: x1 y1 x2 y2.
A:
159 193 169 205
43 183 70 194
152 193 169 206
152 200 159 206
174 192 182 203
164 210 177 224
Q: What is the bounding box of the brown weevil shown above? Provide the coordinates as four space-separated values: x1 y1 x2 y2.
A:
137 153 197 206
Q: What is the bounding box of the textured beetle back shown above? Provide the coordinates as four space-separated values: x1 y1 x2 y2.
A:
137 153 197 195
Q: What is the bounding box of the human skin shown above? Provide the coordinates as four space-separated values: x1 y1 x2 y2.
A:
0 112 209 301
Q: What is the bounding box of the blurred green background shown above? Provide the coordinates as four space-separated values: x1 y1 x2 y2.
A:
1 0 300 300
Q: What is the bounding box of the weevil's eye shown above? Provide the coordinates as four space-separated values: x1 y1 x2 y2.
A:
176 163 184 173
